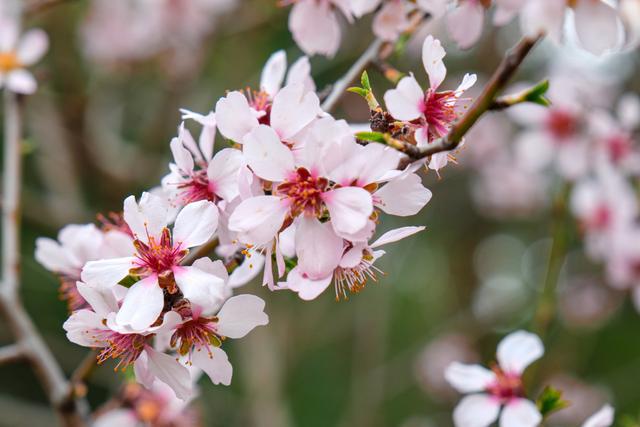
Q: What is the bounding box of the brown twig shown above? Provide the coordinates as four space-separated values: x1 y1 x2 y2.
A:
321 11 430 113
0 343 25 364
181 237 220 266
394 35 542 160
0 90 86 426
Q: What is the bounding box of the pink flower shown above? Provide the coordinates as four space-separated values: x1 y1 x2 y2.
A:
215 81 320 144
0 17 48 94
281 226 425 300
168 294 268 386
81 193 219 330
372 0 410 42
383 35 477 171
287 0 354 57
446 0 489 50
445 330 544 427
260 50 315 99
162 122 244 207
63 281 193 400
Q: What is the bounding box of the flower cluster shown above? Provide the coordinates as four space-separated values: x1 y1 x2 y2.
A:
37 43 436 398
283 0 628 57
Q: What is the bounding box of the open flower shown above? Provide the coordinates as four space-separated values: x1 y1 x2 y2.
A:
81 193 219 330
445 330 544 427
0 17 48 94
383 35 476 171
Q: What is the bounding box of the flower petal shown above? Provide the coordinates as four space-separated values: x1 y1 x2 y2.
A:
323 187 373 236
192 346 233 386
289 0 341 57
242 125 295 182
216 294 269 339
383 75 424 121
144 346 192 401
453 394 501 427
295 216 343 280
207 148 243 202
573 0 620 55
116 275 164 330
17 29 48 66
286 55 316 94
228 196 289 246
215 91 259 143
582 404 615 427
123 193 170 244
284 267 333 301
374 172 432 216
173 263 228 315
6 70 37 94
260 50 287 97
447 1 485 50
444 362 497 393
270 83 320 140
173 200 219 249
499 398 542 427
170 135 195 176
370 226 426 248
81 257 134 288
496 330 544 375
422 35 447 90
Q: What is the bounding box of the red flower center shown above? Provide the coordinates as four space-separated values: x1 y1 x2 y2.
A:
606 133 632 163
423 89 459 141
546 109 578 141
276 167 329 218
486 366 525 402
131 228 188 290
170 316 223 357
96 331 149 371
178 169 217 204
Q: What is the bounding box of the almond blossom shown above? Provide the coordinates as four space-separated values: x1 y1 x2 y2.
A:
445 330 544 427
0 16 48 94
81 193 220 330
383 35 477 171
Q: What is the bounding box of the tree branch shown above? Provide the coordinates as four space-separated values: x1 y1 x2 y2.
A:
181 237 219 266
0 343 25 364
394 35 542 160
0 90 86 426
321 11 430 113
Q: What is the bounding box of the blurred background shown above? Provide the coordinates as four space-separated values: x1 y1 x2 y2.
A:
1 1 639 426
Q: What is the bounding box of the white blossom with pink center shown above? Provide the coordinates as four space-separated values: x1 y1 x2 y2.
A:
445 330 544 427
81 193 220 330
383 35 477 171
281 225 425 300
0 14 48 94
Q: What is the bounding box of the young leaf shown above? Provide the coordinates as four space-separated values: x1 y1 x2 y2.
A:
537 386 570 418
355 131 386 143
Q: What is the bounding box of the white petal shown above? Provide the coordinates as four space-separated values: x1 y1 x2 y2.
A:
123 193 170 243
170 136 194 175
270 83 320 140
447 1 485 50
456 73 478 94
370 226 426 248
422 35 447 90
17 29 48 66
192 346 233 386
215 91 259 143
374 172 432 216
323 187 374 236
573 0 620 55
284 267 333 301
81 257 134 288
383 75 425 121
295 216 343 280
499 399 542 427
116 275 164 330
242 124 295 182
260 50 287 97
76 281 119 317
286 55 316 94
144 346 192 401
444 362 497 393
228 196 289 246
63 310 105 347
34 237 76 274
582 404 615 427
289 0 341 57
207 148 243 201
228 251 265 288
497 330 544 374
6 70 37 95
216 294 269 339
453 394 501 427
173 200 219 249
173 265 228 315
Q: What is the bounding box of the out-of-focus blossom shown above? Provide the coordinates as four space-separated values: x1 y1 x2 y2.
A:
582 404 615 427
445 330 544 427
415 333 479 400
383 35 476 171
0 15 48 94
559 277 622 330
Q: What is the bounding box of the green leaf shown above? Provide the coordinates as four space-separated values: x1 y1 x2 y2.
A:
537 386 570 418
119 275 140 288
347 87 368 98
524 79 551 107
360 71 371 91
355 131 386 143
